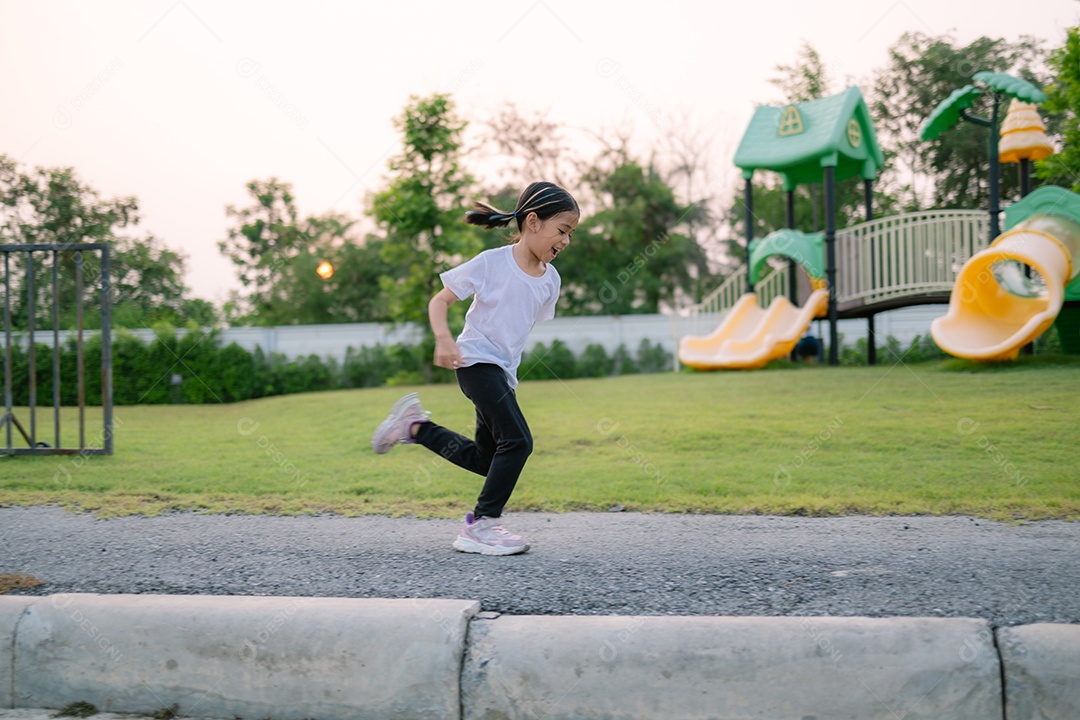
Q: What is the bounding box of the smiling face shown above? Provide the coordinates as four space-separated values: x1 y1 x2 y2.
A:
522 210 579 265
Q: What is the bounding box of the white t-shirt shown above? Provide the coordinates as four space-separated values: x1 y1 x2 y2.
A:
440 244 561 388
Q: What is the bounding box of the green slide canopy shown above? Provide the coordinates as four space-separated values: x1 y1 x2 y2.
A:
748 229 826 285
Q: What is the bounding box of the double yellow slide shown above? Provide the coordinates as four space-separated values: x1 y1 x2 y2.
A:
679 289 829 370
932 187 1080 361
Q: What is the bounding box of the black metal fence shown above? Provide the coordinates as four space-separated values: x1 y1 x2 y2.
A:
1 243 113 455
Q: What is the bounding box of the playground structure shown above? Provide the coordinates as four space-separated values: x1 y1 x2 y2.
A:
679 77 1078 369
931 186 1080 359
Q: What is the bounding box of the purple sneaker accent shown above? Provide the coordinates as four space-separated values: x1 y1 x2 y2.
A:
452 513 529 556
370 392 430 454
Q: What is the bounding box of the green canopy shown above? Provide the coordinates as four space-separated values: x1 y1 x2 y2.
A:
920 84 980 141
921 72 1047 141
734 86 884 190
748 229 826 284
973 72 1046 104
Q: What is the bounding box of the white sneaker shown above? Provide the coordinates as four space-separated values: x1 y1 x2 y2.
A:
370 392 429 454
452 512 530 556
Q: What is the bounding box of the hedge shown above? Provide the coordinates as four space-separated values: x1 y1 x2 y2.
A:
1 326 674 405
9 323 1051 406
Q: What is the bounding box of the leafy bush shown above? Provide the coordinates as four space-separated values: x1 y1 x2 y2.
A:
636 338 672 373
576 344 611 378
2 324 678 405
611 343 637 375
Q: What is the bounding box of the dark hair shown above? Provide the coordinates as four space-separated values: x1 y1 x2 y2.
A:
464 181 579 234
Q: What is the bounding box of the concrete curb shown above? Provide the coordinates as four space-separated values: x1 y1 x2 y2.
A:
2 594 1077 719
463 615 1001 719
1 597 37 707
2 594 478 720
998 623 1080 719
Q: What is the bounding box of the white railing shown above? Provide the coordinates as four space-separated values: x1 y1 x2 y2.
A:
836 210 990 306
681 210 992 339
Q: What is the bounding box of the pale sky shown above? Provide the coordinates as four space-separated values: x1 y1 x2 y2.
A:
2 0 1077 303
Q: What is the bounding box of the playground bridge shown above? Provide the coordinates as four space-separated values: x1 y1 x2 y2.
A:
680 210 990 352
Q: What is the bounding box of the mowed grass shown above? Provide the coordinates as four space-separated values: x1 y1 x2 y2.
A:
0 360 1078 520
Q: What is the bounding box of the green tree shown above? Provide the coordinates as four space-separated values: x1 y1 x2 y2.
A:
219 178 306 323
0 155 197 330
872 32 1051 210
367 94 481 375
561 155 710 315
1036 27 1080 191
108 233 194 328
220 181 391 325
770 42 831 103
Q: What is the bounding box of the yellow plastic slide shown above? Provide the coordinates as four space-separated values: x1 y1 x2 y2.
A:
931 211 1080 361
679 289 830 370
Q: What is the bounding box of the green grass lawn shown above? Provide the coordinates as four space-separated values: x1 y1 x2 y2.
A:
1 359 1078 520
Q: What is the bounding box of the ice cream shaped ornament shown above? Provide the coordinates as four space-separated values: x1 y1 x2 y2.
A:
999 99 1054 164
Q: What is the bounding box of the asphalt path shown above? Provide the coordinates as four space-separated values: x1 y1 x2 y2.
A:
2 507 1078 627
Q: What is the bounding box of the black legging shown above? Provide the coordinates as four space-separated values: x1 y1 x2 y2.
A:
414 363 533 519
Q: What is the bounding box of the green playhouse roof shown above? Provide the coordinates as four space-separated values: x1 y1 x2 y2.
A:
734 86 884 190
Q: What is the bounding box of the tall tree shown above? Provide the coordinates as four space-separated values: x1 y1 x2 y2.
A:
0 155 197 329
560 154 710 315
219 181 391 326
219 178 305 322
367 94 481 356
770 42 831 103
872 32 1051 210
1035 27 1080 192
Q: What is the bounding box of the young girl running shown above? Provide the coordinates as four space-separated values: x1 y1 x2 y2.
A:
371 181 580 555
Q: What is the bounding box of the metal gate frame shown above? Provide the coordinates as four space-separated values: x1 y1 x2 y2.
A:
1 243 113 455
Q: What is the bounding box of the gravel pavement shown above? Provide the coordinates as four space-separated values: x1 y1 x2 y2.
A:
2 506 1078 627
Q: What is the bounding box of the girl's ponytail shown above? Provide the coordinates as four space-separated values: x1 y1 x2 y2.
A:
464 181 578 234
464 202 516 229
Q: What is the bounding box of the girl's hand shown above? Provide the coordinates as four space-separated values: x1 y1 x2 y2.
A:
434 337 464 370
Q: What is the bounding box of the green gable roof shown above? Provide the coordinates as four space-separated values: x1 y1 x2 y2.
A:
734 86 885 190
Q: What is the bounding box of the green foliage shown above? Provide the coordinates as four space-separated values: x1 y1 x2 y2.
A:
729 175 897 253
770 42 831 104
368 94 481 337
520 340 577 381
219 181 390 326
55 701 99 718
635 338 673 373
563 158 711 314
611 343 637 375
576 343 611 378
4 327 673 405
871 32 1052 210
820 332 962 367
1036 27 1080 192
513 339 674 383
0 155 202 330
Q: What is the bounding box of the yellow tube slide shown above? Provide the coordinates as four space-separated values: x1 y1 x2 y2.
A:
931 214 1080 361
679 289 830 370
